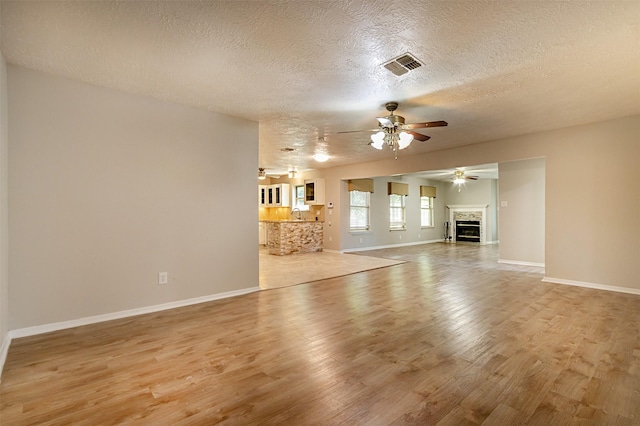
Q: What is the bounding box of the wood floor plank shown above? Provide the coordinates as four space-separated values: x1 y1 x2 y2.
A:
2 243 640 424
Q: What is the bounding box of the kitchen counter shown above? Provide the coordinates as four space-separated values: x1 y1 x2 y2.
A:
260 219 324 223
263 220 324 255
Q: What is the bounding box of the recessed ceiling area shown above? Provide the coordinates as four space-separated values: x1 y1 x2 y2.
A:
410 163 499 182
2 1 638 175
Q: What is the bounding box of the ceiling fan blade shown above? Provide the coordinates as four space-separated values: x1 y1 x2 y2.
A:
406 131 430 142
466 176 479 180
405 120 448 129
376 117 393 127
336 128 380 134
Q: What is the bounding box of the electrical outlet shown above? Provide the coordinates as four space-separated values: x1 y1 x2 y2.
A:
329 236 332 242
399 234 402 240
359 237 363 243
158 272 168 285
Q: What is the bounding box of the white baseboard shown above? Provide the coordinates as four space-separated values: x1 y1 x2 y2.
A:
0 333 10 381
499 259 545 268
343 239 441 253
8 286 261 340
542 277 640 296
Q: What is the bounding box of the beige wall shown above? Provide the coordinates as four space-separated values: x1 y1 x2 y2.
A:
340 175 447 251
8 66 259 329
544 120 639 287
0 53 8 365
498 158 545 265
338 175 498 251
314 115 640 291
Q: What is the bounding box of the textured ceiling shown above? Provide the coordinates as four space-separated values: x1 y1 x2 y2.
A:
2 1 639 176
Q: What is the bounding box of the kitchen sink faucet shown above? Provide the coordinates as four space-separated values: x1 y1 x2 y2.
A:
291 208 302 220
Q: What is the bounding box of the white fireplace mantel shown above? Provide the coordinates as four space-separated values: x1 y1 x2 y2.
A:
447 204 489 244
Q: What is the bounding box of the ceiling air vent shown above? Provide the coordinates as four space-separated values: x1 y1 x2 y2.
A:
382 53 423 76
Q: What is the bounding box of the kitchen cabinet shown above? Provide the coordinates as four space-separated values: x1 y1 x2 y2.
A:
267 183 290 207
258 222 267 245
258 185 268 207
304 178 325 205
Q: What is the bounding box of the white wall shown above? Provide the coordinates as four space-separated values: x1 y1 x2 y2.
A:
498 158 545 265
340 175 446 251
8 66 259 330
314 115 640 291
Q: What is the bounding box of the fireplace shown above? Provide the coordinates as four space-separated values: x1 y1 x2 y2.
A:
447 204 489 244
455 220 481 242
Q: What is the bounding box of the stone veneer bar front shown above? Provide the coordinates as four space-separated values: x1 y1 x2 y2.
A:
264 220 324 255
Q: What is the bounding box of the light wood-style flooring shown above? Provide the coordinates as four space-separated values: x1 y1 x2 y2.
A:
2 243 640 425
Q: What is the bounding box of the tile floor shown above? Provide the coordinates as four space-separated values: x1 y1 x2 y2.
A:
258 246 405 289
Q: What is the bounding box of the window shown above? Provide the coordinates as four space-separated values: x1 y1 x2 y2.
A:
350 190 370 231
421 196 434 227
293 185 309 211
389 194 406 230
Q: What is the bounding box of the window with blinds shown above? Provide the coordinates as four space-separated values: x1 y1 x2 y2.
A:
349 190 370 231
389 193 406 230
293 185 309 211
421 196 434 227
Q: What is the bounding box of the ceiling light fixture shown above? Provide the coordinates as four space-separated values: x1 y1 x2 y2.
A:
314 137 330 162
313 153 329 162
258 167 266 180
288 168 297 178
370 129 414 159
453 170 466 185
341 102 447 160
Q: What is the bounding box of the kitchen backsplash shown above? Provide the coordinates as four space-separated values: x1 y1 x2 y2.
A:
259 206 325 222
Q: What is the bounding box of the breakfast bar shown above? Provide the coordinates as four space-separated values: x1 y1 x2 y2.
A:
263 220 324 255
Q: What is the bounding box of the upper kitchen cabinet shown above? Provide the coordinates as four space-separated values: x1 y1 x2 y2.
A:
258 185 268 207
304 178 325 205
267 183 290 207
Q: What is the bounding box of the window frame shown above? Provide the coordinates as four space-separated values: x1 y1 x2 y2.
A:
293 185 310 211
349 190 370 232
420 196 434 228
389 193 406 230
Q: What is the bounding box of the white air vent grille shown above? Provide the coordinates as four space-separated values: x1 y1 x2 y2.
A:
382 53 423 76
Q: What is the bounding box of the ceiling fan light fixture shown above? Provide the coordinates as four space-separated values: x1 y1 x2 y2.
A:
398 131 413 149
453 170 465 185
340 102 447 159
370 131 385 150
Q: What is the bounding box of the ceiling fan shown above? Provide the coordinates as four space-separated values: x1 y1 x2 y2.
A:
338 102 447 159
257 167 282 180
453 170 478 184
